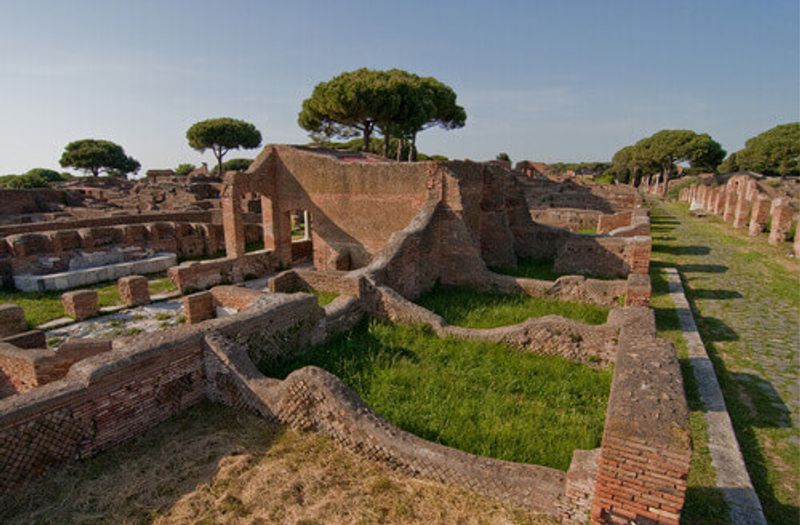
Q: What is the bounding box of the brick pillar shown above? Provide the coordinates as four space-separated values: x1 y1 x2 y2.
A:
794 230 800 258
625 273 652 306
0 304 27 337
627 237 651 275
723 189 737 222
62 290 98 321
222 183 245 257
769 199 794 245
748 195 771 236
183 291 214 324
732 191 751 229
118 275 150 307
713 188 726 215
262 196 292 267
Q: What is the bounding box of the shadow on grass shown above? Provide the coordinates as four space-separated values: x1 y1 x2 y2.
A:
651 260 729 274
653 244 712 256
690 289 743 300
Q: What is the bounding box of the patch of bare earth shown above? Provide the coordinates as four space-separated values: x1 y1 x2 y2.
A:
1 402 557 525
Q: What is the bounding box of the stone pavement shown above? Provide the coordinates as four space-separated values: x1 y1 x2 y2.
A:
665 267 765 525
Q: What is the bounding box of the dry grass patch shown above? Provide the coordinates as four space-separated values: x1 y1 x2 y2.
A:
0 402 556 525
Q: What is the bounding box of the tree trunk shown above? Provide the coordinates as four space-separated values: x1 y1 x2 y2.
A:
363 122 372 152
215 149 224 178
382 132 390 158
396 138 403 162
661 162 671 195
408 133 416 162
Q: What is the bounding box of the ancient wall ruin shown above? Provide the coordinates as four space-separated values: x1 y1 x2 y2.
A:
677 174 799 256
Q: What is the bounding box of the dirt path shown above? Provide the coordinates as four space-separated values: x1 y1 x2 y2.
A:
649 200 799 524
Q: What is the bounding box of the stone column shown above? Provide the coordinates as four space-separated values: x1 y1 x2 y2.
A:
222 184 245 257
748 195 771 236
768 199 794 245
732 191 751 229
261 195 276 251
713 188 726 215
303 210 311 241
794 230 800 258
723 189 737 223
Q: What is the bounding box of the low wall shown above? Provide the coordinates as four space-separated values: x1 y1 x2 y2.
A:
269 268 361 297
0 328 206 492
0 338 113 398
3 221 224 280
0 210 213 236
168 250 276 292
369 285 624 365
530 208 601 231
14 252 177 292
203 330 569 517
591 308 691 524
514 223 652 279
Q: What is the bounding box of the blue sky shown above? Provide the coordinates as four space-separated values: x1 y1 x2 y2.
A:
0 0 798 174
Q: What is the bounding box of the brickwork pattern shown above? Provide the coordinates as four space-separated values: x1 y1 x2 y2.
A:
590 308 690 525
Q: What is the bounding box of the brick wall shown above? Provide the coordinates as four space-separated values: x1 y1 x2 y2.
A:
168 250 275 292
596 211 633 234
0 210 213 236
4 221 224 278
591 308 690 524
0 328 206 492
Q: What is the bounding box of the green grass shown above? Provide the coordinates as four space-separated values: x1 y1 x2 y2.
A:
416 284 609 328
311 289 339 307
265 322 611 470
649 201 800 524
148 277 177 295
576 227 597 234
649 268 729 524
0 273 179 328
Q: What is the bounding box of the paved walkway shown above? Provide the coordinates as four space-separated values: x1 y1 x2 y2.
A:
665 267 765 525
649 201 799 524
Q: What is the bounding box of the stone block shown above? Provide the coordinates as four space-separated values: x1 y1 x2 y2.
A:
768 199 794 245
183 291 214 324
624 273 651 307
2 330 46 349
0 304 27 337
748 195 771 236
118 275 150 307
61 290 98 321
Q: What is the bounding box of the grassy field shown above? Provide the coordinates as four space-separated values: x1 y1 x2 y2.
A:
0 273 178 328
649 200 799 524
266 322 611 470
416 284 609 328
0 402 556 525
310 289 339 307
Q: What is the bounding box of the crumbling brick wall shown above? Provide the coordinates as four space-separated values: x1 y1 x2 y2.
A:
0 329 206 492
